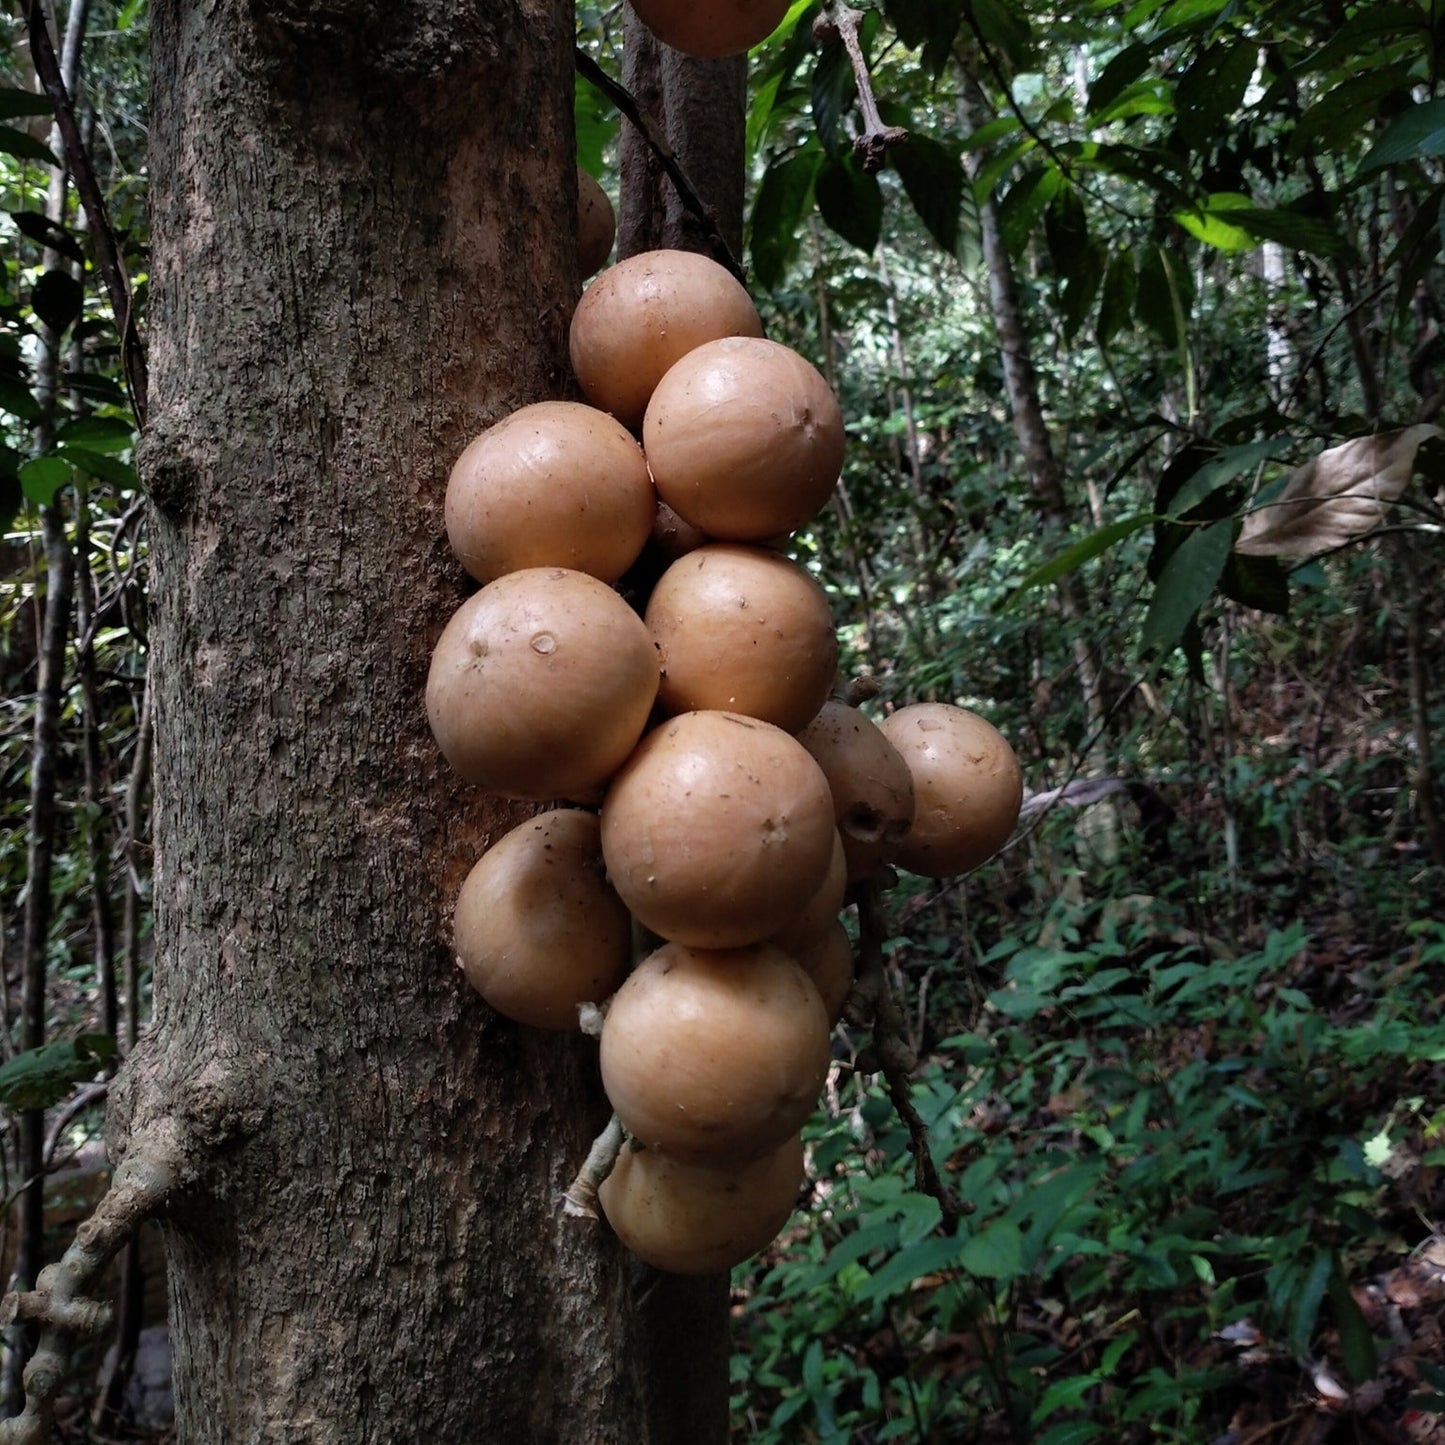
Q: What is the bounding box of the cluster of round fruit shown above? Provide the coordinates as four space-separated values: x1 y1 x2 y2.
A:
425 246 1023 1275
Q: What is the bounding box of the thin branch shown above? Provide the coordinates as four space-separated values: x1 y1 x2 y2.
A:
563 1115 626 1220
575 47 744 282
24 0 147 427
849 884 967 1228
820 5 908 172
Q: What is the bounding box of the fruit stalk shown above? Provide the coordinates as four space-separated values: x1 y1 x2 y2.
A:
563 1114 627 1220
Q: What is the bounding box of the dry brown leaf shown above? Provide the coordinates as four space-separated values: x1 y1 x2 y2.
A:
1236 425 1442 558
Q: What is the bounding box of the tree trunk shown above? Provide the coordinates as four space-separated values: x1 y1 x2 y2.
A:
960 74 1119 863
618 18 746 259
111 3 726 1439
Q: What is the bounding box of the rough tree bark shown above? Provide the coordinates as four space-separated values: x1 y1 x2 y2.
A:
618 18 746 260
95 2 725 1439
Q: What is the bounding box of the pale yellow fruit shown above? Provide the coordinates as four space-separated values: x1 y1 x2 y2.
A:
643 336 844 540
599 1134 805 1274
426 568 658 799
645 544 838 733
569 250 763 430
792 920 855 1028
880 703 1023 877
798 700 916 883
600 710 836 948
599 941 829 1163
577 167 616 278
453 810 630 1030
626 0 793 57
445 401 654 585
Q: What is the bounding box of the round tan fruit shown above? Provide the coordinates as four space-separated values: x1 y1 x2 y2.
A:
599 1133 805 1274
453 810 630 1030
643 337 845 540
645 544 838 733
879 703 1023 878
799 700 917 883
793 920 855 1027
601 710 836 947
426 568 658 799
569 250 763 430
769 828 846 956
626 0 792 58
577 167 615 278
651 500 708 562
600 941 829 1162
445 401 654 585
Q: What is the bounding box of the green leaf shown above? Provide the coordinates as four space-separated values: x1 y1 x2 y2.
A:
32 269 84 335
19 455 71 505
57 446 138 490
811 40 854 157
1100 1330 1138 1375
1033 1376 1101 1424
959 1218 1024 1279
1330 1271 1378 1386
1135 243 1191 350
1167 437 1293 517
55 414 136 452
0 89 54 121
960 116 1020 152
850 1232 967 1303
1060 240 1106 341
816 154 883 254
897 1191 943 1246
1017 1163 1103 1270
573 71 617 180
1088 42 1154 116
0 379 42 423
1036 1420 1104 1445
1175 41 1257 144
965 0 1033 71
1288 67 1415 161
1287 1250 1333 1355
996 164 1061 253
0 1035 115 1112
1228 206 1350 259
1220 553 1289 614
1357 99 1445 175
745 3 819 160
1140 520 1236 656
750 148 822 291
890 135 964 255
1007 515 1157 604
0 125 58 166
1044 185 1089 279
885 0 963 77
1096 251 1137 347
7 210 86 264
1173 194 1256 252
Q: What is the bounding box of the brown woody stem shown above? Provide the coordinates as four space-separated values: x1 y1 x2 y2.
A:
825 4 908 173
563 1114 626 1221
850 884 968 1227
